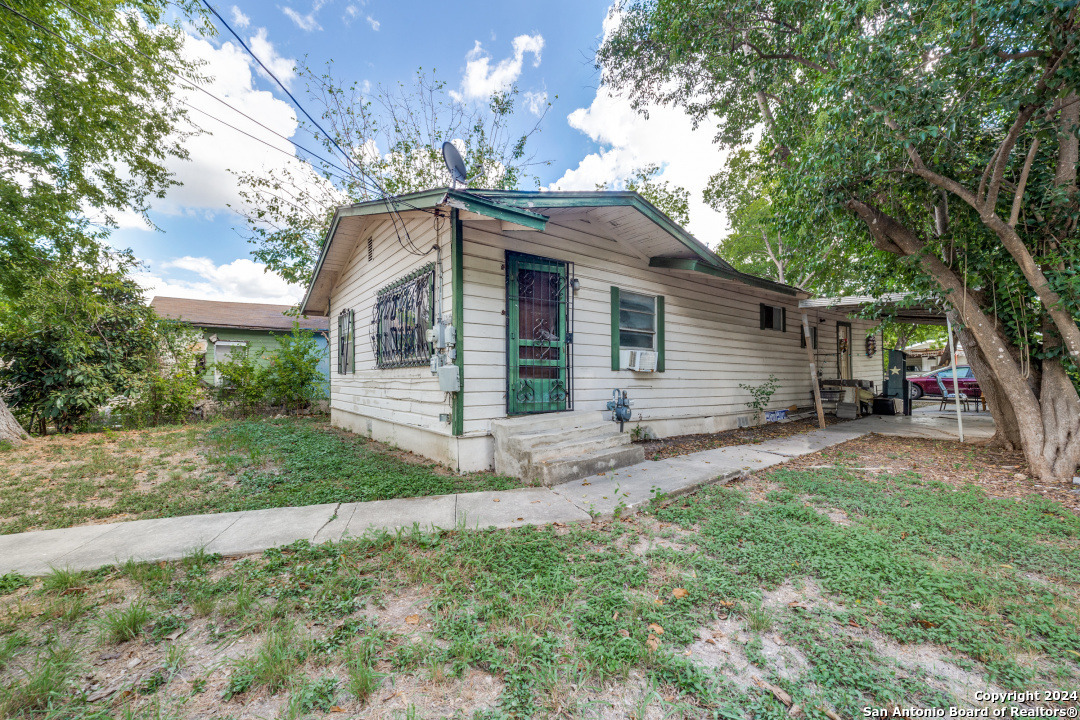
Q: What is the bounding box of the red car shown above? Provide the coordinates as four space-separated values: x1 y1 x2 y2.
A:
908 365 980 399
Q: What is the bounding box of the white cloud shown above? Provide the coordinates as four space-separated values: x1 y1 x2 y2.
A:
460 34 544 100
229 5 250 28
248 27 296 88
365 15 380 31
343 4 359 23
522 90 548 116
551 88 732 249
125 29 327 224
281 0 326 31
137 257 304 304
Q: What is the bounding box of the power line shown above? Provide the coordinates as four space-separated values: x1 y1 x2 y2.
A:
51 0 355 180
198 0 435 255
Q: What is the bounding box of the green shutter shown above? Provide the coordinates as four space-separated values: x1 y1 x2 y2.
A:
760 303 767 330
781 307 787 332
656 295 665 372
610 286 620 371
451 210 464 436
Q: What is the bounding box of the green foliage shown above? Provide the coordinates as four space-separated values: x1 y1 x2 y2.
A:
238 69 550 285
739 375 781 414
213 323 326 415
0 644 80 717
263 324 327 412
203 418 519 507
113 322 204 428
0 573 30 595
597 164 691 226
0 0 207 298
598 0 1080 422
0 252 164 434
286 676 339 718
227 621 310 698
213 345 269 415
100 602 152 643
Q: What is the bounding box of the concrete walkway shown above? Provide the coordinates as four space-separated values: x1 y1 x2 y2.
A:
0 413 991 576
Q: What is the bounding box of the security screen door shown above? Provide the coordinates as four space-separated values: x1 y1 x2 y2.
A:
506 252 570 415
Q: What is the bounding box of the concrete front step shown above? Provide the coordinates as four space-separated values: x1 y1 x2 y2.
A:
523 431 630 464
532 443 646 487
503 421 617 454
490 410 606 439
492 410 644 484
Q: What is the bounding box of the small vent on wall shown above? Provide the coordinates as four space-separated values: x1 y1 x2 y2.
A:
367 237 373 262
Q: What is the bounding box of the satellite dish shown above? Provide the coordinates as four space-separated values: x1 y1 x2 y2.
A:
442 141 468 187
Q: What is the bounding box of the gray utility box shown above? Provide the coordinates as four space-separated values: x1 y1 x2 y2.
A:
437 364 460 392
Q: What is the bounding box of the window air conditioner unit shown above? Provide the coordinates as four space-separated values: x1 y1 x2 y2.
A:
627 349 658 372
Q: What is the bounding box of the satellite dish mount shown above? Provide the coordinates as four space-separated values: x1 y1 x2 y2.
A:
442 141 470 189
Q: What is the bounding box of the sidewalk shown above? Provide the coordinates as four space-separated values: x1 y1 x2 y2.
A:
0 414 986 576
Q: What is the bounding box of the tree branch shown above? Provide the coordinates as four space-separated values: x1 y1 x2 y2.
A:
1008 137 1040 227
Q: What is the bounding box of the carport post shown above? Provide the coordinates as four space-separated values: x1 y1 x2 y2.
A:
946 315 964 442
802 313 826 429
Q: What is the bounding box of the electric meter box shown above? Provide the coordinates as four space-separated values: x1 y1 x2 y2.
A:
437 364 460 392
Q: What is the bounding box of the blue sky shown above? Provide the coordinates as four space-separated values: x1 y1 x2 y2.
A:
118 0 734 304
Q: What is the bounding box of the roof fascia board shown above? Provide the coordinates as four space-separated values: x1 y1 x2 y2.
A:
444 191 548 230
480 191 726 270
648 257 801 297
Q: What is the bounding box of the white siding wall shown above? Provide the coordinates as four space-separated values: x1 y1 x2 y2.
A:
327 216 455 438
460 220 882 437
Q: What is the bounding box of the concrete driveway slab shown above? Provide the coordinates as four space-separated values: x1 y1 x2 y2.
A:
205 503 339 555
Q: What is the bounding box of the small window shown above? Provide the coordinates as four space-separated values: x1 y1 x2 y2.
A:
367 237 373 262
337 309 354 374
619 290 656 349
760 303 786 332
372 264 434 369
800 326 818 349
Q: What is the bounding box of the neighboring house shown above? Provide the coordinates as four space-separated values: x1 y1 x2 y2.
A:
299 188 882 481
150 297 330 388
902 339 967 373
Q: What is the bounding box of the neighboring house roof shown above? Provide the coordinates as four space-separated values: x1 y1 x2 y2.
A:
300 188 805 316
150 297 329 333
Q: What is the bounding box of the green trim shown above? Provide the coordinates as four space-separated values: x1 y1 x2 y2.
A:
610 286 620 371
648 257 800 297
444 192 547 230
451 210 465 437
478 190 727 270
656 295 665 372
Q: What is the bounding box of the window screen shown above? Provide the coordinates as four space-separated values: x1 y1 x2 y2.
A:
800 326 818 349
619 291 656 349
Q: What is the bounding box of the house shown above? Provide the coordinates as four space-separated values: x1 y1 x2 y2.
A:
150 297 330 387
299 189 882 482
902 338 967 373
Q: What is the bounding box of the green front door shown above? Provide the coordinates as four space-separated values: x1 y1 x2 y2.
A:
506 252 570 415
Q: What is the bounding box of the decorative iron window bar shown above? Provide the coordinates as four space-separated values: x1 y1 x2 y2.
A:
371 263 435 369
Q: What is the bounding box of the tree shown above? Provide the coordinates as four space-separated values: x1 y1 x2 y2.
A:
236 67 550 285
0 0 204 441
595 164 691 226
600 0 1080 482
0 250 162 433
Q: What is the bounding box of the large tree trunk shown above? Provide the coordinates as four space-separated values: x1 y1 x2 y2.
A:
953 314 1023 451
0 397 29 445
849 199 1080 483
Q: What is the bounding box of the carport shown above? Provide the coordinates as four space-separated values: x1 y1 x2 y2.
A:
796 293 972 441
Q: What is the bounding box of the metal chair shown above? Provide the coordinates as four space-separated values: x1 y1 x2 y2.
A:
936 375 970 411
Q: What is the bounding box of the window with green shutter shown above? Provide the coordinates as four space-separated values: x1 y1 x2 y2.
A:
611 287 665 372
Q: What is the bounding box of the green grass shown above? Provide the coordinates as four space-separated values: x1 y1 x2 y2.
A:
0 454 1076 718
0 418 521 534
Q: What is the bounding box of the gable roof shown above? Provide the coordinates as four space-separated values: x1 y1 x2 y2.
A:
300 188 803 316
150 297 328 333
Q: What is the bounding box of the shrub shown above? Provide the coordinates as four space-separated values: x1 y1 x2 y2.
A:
264 324 326 413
